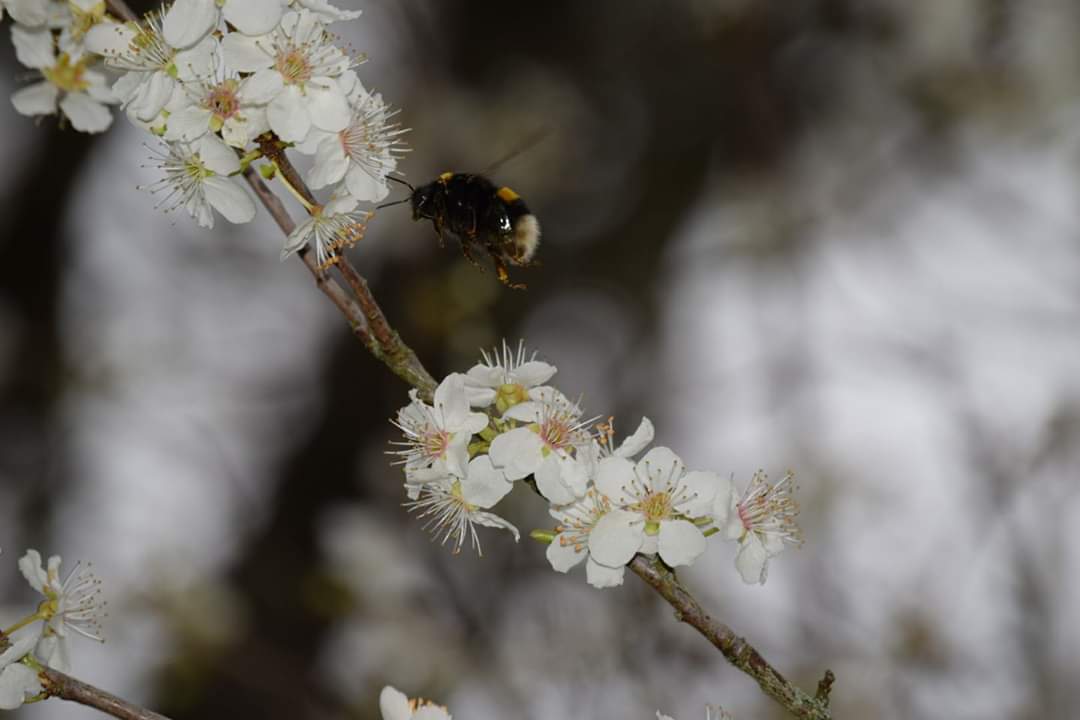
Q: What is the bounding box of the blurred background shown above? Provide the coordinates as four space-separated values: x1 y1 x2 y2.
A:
2 1 1080 719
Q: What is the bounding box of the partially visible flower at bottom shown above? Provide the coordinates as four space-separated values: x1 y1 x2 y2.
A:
723 470 803 585
380 685 452 720
656 707 734 720
0 631 42 710
140 136 257 229
280 195 373 268
406 455 519 555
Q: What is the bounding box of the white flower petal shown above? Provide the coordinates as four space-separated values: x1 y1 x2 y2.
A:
735 533 770 585
470 509 520 542
163 0 218 49
487 427 544 480
11 25 55 70
614 416 654 458
535 454 575 505
678 470 719 517
711 474 734 527
0 665 41 710
657 519 707 567
635 446 684 493
585 557 626 588
17 550 47 592
344 162 389 202
221 31 272 72
460 455 512 509
203 176 256 224
308 135 348 189
513 360 556 387
268 84 311 142
5 0 49 27
174 37 218 82
85 22 136 57
306 78 350 131
378 686 412 720
59 92 113 133
238 68 283 104
295 0 362 23
197 134 241 174
594 456 635 505
546 533 586 573
11 81 58 117
130 72 175 122
588 509 642 567
164 104 211 142
223 0 286 35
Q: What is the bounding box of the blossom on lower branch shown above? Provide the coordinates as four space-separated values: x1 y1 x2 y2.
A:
379 686 451 720
388 342 803 588
0 633 41 710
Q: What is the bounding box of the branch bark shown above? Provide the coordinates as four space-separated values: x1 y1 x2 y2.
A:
40 668 173 720
629 556 832 719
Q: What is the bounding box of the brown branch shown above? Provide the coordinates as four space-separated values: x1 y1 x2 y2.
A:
40 668 173 720
104 0 136 21
629 555 832 719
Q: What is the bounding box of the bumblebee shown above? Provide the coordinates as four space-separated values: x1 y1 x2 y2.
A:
386 173 540 289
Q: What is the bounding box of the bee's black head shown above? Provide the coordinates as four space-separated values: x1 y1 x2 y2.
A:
410 182 440 221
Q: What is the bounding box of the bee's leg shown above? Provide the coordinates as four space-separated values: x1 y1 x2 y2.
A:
459 240 484 270
432 217 447 248
494 257 526 290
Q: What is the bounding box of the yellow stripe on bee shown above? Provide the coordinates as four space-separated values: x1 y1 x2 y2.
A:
439 172 454 183
497 186 520 203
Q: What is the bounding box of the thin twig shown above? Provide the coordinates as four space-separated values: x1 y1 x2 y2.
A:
629 556 833 719
40 668 173 720
104 0 135 21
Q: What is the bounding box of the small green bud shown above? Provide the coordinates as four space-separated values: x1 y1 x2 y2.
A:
529 529 556 544
259 163 277 180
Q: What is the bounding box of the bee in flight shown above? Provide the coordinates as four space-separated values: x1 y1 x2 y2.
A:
383 173 540 289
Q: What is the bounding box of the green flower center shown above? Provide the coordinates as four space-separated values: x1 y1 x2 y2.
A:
43 54 89 93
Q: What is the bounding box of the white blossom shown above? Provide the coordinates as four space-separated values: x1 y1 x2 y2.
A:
58 0 107 60
141 136 257 229
10 24 115 133
18 550 106 673
546 488 627 588
723 471 802 585
463 339 556 409
299 85 407 202
389 373 489 488
406 455 518 555
222 9 353 142
280 194 372 267
488 387 593 490
163 49 269 148
85 13 215 123
590 447 721 569
379 686 452 720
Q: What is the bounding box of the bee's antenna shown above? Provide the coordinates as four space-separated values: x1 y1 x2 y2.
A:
386 175 415 193
376 197 412 210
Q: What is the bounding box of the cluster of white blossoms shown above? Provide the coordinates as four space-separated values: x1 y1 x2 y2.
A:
4 0 405 263
0 549 106 710
391 342 804 588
